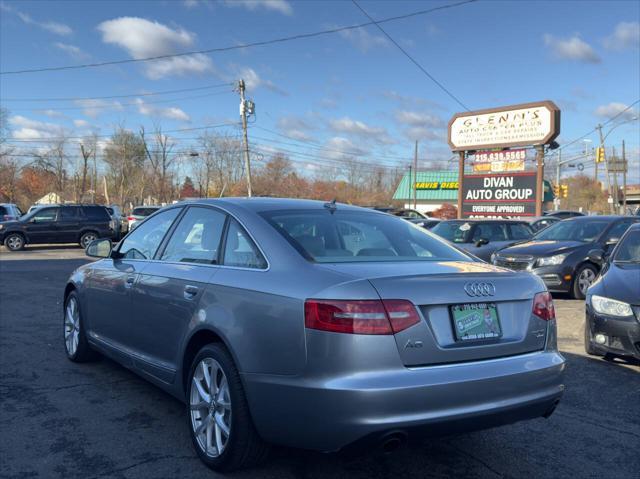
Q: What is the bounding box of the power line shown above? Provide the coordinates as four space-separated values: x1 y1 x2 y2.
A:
351 0 470 111
4 121 241 142
0 82 234 102
0 1 478 76
4 90 233 113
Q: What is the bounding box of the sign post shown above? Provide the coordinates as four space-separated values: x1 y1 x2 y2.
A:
448 101 560 219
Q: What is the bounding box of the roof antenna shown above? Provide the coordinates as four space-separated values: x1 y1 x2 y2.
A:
324 198 337 213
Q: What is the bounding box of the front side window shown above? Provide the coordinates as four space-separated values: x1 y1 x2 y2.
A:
261 209 469 263
613 230 640 263
119 208 180 260
471 223 508 242
431 221 470 243
160 207 226 264
222 219 267 269
32 208 58 222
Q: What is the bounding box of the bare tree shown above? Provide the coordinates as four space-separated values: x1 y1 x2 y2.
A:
196 131 244 196
104 128 147 207
140 124 176 203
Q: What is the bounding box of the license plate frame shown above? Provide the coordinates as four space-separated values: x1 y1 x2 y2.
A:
450 302 502 342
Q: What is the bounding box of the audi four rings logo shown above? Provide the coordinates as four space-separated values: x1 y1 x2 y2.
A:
464 282 496 297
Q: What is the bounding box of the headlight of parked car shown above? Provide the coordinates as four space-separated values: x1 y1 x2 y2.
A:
590 295 633 317
0 224 4 230
536 253 567 267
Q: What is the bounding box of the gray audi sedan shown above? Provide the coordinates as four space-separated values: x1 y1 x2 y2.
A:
63 198 565 471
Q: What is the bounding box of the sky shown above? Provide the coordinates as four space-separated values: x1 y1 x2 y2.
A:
1 0 639 183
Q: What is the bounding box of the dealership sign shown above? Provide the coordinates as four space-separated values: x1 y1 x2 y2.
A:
472 149 526 173
415 181 458 190
448 101 560 151
461 172 537 218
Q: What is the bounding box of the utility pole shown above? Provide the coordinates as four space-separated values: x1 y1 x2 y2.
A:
413 141 418 209
408 164 412 209
611 146 619 213
535 145 544 217
622 140 627 214
238 79 253 197
554 149 561 211
596 123 614 214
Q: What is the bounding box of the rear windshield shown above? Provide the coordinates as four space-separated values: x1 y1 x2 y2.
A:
133 207 159 216
260 209 470 263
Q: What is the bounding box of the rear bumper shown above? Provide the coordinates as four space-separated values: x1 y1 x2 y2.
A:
586 308 640 359
243 350 565 451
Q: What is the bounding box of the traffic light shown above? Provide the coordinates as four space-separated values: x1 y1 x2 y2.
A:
553 184 560 198
560 184 568 198
596 147 605 163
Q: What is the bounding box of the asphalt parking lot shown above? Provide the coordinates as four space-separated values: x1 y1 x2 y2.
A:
1 246 638 479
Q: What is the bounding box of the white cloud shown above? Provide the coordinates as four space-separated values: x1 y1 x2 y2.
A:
74 99 123 118
9 115 67 140
604 22 640 50
543 34 601 63
0 3 72 35
229 66 287 96
594 102 638 121
54 42 90 60
41 109 64 118
328 117 393 145
338 27 387 53
73 119 89 128
325 136 369 159
395 110 445 128
276 116 314 141
403 126 445 142
135 99 191 122
97 17 214 79
223 0 293 16
182 0 200 8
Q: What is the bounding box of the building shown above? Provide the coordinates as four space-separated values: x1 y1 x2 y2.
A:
392 170 458 214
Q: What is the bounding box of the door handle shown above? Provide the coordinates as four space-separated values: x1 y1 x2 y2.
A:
184 285 199 299
124 275 135 288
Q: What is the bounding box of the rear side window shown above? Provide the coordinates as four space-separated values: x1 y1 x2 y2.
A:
83 206 110 221
160 207 226 264
606 220 637 241
119 208 180 260
60 206 82 219
222 219 267 269
261 209 469 263
508 223 533 240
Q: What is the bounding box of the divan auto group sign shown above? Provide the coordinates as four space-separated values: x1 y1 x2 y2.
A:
462 172 537 217
448 101 560 151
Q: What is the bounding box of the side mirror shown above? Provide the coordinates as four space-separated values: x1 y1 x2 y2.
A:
587 249 605 265
475 238 489 247
86 238 112 258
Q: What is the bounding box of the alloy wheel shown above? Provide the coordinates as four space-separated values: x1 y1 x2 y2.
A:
190 358 232 458
578 268 596 295
81 234 97 248
64 297 80 356
7 235 23 250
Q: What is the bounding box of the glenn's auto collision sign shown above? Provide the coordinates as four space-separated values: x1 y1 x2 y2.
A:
461 172 536 218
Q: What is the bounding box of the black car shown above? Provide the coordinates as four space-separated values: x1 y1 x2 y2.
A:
0 204 114 251
492 216 640 299
544 210 585 219
585 223 640 360
431 219 533 262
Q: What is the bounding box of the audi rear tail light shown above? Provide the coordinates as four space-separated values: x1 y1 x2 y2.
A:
304 299 420 335
532 292 555 321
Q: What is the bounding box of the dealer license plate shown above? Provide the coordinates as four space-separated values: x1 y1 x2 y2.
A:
450 303 501 341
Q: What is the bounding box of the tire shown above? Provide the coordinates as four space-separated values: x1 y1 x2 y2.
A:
4 233 25 251
63 291 99 362
187 343 268 472
572 264 598 299
79 231 98 249
584 320 600 356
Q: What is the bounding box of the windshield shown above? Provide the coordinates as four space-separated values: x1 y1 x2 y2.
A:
261 209 470 263
431 221 470 243
614 230 640 263
534 220 608 242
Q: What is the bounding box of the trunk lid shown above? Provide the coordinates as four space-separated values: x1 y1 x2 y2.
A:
319 260 549 366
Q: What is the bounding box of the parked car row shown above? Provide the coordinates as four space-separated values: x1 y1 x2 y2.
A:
0 203 161 251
